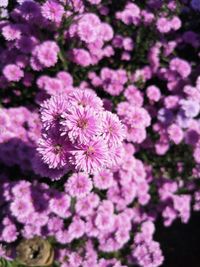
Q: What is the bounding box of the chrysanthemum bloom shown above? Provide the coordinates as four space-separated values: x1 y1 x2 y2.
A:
77 13 101 43
40 94 69 130
65 172 92 198
3 64 24 82
69 90 103 111
169 57 191 78
38 90 124 175
33 41 59 68
71 138 109 173
42 0 65 24
2 24 21 41
156 17 171 33
61 106 102 143
70 48 92 67
49 193 71 218
93 169 114 190
102 111 125 146
146 85 161 102
180 99 200 118
37 135 70 169
10 198 34 221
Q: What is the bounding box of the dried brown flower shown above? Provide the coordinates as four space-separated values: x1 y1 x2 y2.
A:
16 237 54 267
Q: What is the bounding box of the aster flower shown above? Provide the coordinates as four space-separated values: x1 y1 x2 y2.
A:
69 89 103 111
102 111 125 147
40 94 69 130
49 193 71 218
93 169 114 190
42 0 64 24
10 198 34 220
34 41 59 68
61 106 102 143
3 64 24 82
2 24 21 41
12 180 31 198
65 172 92 198
68 217 85 241
37 135 70 169
71 138 109 173
70 48 92 67
77 13 101 43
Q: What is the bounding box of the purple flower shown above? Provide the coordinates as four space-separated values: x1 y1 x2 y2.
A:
65 172 92 198
40 94 69 130
71 138 109 173
61 106 101 143
49 193 71 218
42 0 64 24
37 135 70 169
33 41 59 68
180 99 200 118
102 111 125 147
3 64 24 82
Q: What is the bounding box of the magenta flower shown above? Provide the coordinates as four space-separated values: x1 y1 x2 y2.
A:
3 64 24 82
77 13 101 43
65 172 92 198
34 41 59 68
37 135 70 169
102 111 125 147
49 193 71 218
42 0 64 24
93 169 114 190
71 138 109 173
40 94 68 130
69 90 103 111
61 106 101 143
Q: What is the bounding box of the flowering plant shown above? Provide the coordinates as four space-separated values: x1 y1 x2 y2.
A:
0 0 200 267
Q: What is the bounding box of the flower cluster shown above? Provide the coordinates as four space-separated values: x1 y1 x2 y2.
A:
0 1 200 267
37 89 125 175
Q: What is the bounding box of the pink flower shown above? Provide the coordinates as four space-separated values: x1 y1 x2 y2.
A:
70 48 92 67
146 85 161 102
102 111 125 147
68 217 85 240
61 106 102 143
93 169 114 190
34 41 59 68
170 58 191 78
170 16 181 31
10 198 34 220
40 94 69 130
69 90 103 111
65 173 92 198
49 193 71 218
37 135 70 169
99 23 114 41
75 194 95 217
3 64 24 82
168 124 184 144
44 78 64 95
2 24 21 41
95 211 114 231
42 0 64 24
77 13 101 43
156 17 171 33
71 138 109 173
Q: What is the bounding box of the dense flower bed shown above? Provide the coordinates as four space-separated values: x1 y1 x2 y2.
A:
0 0 200 266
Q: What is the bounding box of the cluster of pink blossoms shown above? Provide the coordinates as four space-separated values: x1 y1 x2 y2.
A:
0 0 200 267
37 89 125 175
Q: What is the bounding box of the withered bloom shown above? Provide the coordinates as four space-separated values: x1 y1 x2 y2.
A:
16 237 54 267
